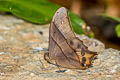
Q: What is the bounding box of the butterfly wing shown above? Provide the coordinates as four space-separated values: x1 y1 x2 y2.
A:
44 7 97 69
46 21 83 69
53 7 76 39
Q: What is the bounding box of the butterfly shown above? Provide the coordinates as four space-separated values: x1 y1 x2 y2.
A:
44 7 97 69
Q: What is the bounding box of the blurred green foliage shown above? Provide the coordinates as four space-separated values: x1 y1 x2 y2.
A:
102 14 120 22
0 0 59 24
0 0 85 34
116 24 120 37
69 11 85 34
102 14 120 37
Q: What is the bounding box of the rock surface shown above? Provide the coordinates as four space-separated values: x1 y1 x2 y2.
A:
0 14 120 80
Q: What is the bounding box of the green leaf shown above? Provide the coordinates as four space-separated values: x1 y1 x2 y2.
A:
0 0 60 24
102 14 120 38
69 11 85 34
116 24 120 37
0 0 85 34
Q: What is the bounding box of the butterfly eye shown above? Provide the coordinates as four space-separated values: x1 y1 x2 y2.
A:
81 57 86 67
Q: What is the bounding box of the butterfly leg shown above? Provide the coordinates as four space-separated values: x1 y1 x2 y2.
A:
44 52 57 66
44 52 52 64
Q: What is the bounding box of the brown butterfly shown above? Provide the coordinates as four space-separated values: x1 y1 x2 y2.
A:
44 7 97 69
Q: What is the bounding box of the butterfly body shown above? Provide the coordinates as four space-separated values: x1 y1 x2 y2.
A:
44 7 97 69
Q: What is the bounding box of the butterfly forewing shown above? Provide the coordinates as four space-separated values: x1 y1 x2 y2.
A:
53 7 75 39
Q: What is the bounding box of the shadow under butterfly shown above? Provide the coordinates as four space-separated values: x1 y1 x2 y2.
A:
44 7 97 69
